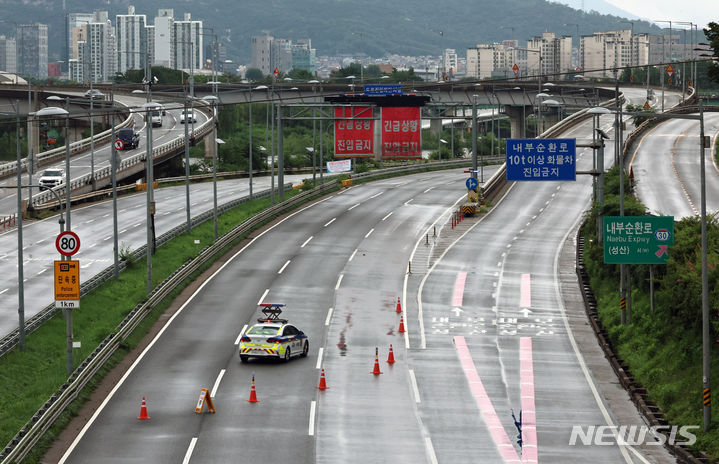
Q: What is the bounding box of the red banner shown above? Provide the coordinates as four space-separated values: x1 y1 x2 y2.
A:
334 106 374 157
381 107 421 159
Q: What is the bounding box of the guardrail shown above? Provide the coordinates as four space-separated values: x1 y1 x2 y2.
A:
0 108 134 179
28 113 214 208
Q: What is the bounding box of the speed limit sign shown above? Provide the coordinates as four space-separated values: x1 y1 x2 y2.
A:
56 231 81 256
114 139 124 150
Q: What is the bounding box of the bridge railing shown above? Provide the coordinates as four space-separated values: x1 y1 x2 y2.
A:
28 108 213 208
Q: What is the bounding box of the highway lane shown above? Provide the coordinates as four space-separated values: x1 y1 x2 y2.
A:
0 173 316 338
58 167 494 463
398 87 678 463
630 113 719 218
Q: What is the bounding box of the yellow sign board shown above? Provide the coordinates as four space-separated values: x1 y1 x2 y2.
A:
194 388 216 414
54 260 80 300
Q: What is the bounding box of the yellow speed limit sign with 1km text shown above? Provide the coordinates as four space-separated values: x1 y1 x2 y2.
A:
54 260 80 308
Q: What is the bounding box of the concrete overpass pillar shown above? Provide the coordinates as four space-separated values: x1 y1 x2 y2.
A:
503 105 531 139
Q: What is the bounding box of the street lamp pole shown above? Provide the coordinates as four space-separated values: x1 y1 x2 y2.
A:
248 83 253 199
699 98 711 431
15 101 26 351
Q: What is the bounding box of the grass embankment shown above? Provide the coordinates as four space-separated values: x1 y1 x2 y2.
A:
0 185 313 462
580 167 719 460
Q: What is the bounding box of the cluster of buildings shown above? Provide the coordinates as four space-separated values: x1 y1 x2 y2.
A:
250 35 316 76
0 6 223 83
461 29 693 80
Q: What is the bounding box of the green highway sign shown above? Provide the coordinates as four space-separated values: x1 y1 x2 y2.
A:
603 216 674 264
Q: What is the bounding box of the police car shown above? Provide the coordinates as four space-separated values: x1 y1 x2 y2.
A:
239 304 309 363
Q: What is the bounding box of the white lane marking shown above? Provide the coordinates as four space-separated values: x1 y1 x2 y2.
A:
59 195 337 463
316 347 324 369
555 208 646 464
37 269 47 275
335 274 343 290
102 214 109 218
309 401 317 436
348 249 358 261
409 369 421 403
301 236 313 248
0 289 8 295
404 198 413 205
234 325 248 345
210 369 225 397
424 437 439 464
257 288 269 305
37 239 46 244
364 228 374 238
370 192 383 199
89 243 97 249
382 212 393 221
181 437 198 464
134 222 142 228
85 219 95 224
324 218 336 227
423 187 434 193
325 307 334 326
348 203 360 210
119 229 127 234
278 260 291 274
104 236 112 241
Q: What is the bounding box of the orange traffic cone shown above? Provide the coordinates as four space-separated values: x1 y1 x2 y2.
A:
387 344 396 364
371 347 383 375
398 315 406 333
248 373 259 403
395 297 402 313
137 397 150 420
317 369 329 390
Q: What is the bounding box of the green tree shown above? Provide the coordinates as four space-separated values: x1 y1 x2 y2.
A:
704 22 719 85
245 68 265 82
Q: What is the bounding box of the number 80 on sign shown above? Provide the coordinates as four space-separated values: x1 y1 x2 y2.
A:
56 231 81 256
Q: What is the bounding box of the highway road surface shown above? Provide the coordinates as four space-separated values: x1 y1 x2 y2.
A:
629 112 719 218
55 89 682 464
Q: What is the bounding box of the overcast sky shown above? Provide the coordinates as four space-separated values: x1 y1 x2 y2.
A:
554 0 716 28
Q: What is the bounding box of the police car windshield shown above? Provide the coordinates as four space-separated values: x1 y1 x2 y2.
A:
247 326 280 335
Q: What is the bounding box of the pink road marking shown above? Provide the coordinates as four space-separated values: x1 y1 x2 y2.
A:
452 272 468 307
520 273 531 308
454 336 522 463
520 337 538 463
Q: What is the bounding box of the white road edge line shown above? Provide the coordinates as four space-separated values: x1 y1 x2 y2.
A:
234 324 248 345
409 369 421 403
278 260 291 274
316 347 324 369
301 236 313 247
58 194 334 464
555 206 648 464
257 288 269 305
210 369 225 397
325 307 334 326
181 437 198 464
424 437 439 464
309 401 317 436
335 274 343 290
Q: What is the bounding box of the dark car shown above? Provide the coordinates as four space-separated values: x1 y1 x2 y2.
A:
117 128 140 150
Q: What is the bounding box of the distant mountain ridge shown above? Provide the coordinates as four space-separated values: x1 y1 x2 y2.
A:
0 0 663 65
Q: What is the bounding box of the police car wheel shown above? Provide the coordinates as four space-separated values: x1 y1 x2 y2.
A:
240 355 249 363
300 341 309 358
284 348 291 362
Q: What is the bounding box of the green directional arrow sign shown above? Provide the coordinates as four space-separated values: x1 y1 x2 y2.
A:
603 216 674 264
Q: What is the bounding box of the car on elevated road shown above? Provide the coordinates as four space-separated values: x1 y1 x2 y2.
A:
239 304 309 363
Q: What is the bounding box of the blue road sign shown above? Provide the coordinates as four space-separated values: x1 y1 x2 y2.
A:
505 138 577 181
466 177 479 190
363 84 404 95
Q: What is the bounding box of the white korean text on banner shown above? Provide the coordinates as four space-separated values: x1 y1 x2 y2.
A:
327 159 352 173
381 107 421 159
334 106 374 158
